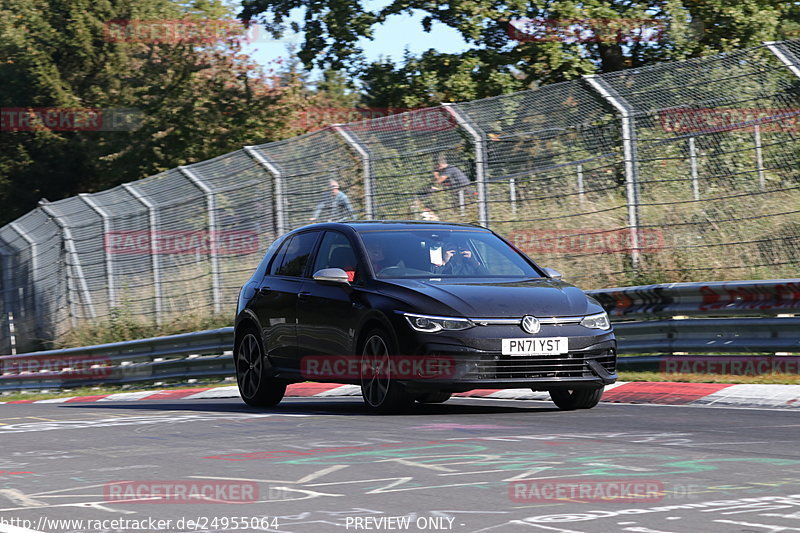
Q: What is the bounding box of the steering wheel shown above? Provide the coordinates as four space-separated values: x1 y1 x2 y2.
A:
377 266 404 277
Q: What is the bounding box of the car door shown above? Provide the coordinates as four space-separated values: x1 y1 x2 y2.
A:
251 230 321 372
296 231 364 372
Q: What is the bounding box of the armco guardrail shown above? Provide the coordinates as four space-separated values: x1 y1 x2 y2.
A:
0 280 798 392
587 279 800 319
0 328 234 391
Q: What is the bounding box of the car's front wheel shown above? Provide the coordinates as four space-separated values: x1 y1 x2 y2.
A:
235 331 286 407
548 388 603 410
360 329 413 414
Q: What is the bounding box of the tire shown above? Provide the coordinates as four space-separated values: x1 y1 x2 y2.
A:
235 331 286 407
548 388 603 410
360 329 413 414
416 391 452 404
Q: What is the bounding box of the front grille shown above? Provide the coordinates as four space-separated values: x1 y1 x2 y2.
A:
467 349 616 379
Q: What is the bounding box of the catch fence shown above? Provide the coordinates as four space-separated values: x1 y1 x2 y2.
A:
2 40 800 352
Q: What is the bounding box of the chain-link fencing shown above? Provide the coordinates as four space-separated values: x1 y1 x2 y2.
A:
2 40 800 352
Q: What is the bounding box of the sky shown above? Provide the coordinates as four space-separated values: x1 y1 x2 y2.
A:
237 4 471 75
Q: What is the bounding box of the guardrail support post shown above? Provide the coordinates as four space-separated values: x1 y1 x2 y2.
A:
332 126 372 220
179 166 222 315
244 146 286 235
122 184 163 325
442 103 489 228
78 194 117 309
38 203 97 325
584 75 642 270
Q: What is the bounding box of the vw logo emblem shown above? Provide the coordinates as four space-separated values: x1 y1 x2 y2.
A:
521 315 540 334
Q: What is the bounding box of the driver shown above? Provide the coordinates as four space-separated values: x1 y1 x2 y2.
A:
431 242 485 275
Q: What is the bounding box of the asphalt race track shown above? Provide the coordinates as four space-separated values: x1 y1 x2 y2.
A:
1 396 799 533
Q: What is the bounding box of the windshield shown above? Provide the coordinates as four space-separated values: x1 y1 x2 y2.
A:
358 229 544 279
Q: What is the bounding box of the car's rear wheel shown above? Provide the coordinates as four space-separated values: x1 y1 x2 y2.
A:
416 391 452 404
549 388 603 410
360 329 413 414
235 331 286 407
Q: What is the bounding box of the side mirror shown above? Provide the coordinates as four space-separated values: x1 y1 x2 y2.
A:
313 268 350 284
543 267 562 279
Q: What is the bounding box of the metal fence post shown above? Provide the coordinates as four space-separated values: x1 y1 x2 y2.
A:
8 223 38 334
754 124 766 191
78 194 117 309
332 126 372 219
689 137 700 201
38 203 97 325
0 247 14 353
180 166 222 315
584 75 642 270
122 183 163 325
764 41 800 79
577 164 585 204
244 146 286 235
510 178 517 215
442 103 489 228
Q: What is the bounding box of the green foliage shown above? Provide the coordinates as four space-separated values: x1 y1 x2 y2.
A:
0 0 291 225
240 0 798 107
57 297 232 349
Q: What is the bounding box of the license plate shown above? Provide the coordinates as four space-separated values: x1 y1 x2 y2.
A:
502 337 568 356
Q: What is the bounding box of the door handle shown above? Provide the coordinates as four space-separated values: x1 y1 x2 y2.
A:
258 287 271 294
298 291 312 301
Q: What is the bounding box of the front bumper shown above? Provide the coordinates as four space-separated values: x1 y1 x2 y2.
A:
404 341 616 391
392 320 617 391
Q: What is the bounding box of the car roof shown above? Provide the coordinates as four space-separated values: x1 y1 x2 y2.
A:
297 220 492 233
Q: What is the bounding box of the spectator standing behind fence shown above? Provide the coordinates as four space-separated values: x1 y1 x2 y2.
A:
310 180 355 222
432 155 473 210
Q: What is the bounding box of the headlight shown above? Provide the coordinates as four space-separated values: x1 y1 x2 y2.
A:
403 313 475 333
580 312 611 330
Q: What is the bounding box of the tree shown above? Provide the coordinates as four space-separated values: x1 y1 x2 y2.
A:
0 0 290 225
239 0 798 107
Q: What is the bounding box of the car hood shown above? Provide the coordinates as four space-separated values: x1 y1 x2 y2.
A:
380 278 599 318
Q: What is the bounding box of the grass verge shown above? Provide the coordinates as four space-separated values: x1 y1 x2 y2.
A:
0 379 236 403
618 371 800 385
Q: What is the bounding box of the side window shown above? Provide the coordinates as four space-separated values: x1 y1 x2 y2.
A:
312 231 359 282
272 231 320 277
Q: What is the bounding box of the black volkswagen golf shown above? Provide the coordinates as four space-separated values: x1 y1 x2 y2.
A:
234 221 616 413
